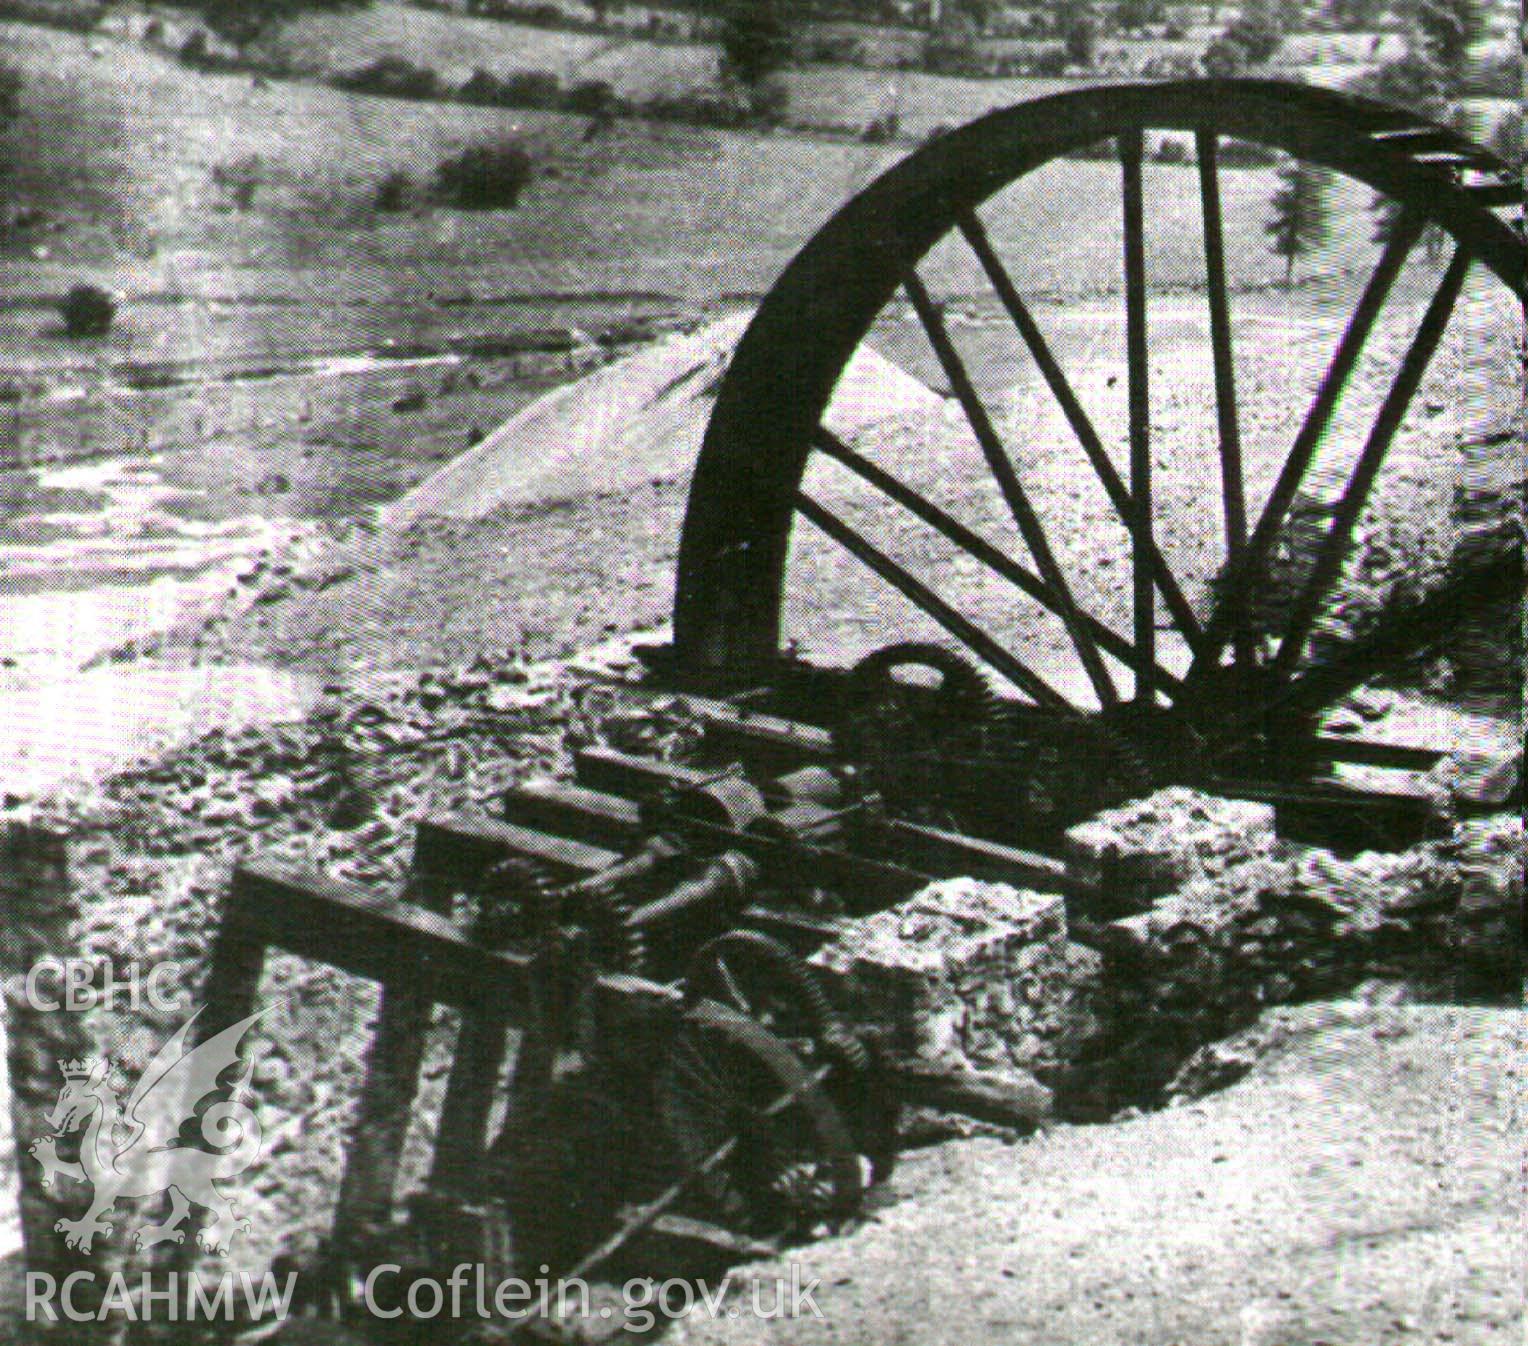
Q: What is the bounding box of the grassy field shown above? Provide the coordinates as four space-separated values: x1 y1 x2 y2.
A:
0 13 1518 570
0 14 1441 373
255 0 1090 137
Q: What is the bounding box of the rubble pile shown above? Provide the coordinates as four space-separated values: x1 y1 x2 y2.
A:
3 658 577 1278
1448 451 1524 701
2 680 1520 1282
1081 800 1523 1098
806 791 1520 1117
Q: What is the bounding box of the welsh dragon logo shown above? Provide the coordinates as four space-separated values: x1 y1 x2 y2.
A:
28 1008 268 1256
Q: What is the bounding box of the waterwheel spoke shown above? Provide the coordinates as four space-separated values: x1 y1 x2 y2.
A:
713 958 752 1018
1268 244 1472 682
1120 128 1155 705
1196 131 1252 668
794 490 1076 712
901 268 1119 707
669 1048 733 1110
813 427 1184 699
1189 212 1426 682
955 207 1205 649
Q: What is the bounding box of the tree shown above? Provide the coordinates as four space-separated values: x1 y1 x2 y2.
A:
718 0 792 88
170 0 370 45
1114 0 1162 33
1266 159 1333 285
1203 0 1287 75
1415 0 1484 79
1352 48 1450 119
1351 47 1454 251
1489 107 1522 173
1222 3 1285 63
1065 16 1099 68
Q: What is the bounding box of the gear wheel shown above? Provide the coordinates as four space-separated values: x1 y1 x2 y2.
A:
685 931 871 1075
473 858 558 949
684 931 831 1018
836 642 999 763
657 1000 865 1236
684 931 892 1173
565 888 649 976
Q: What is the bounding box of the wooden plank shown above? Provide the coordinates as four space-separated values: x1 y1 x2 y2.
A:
1188 215 1423 682
1120 128 1155 705
902 269 1118 708
1196 130 1250 669
676 693 837 759
798 492 1074 711
879 818 1079 895
1306 735 1446 771
736 905 860 952
882 1055 1052 1129
813 427 1186 699
414 812 619 884
332 978 437 1250
573 745 710 796
624 1210 781 1259
1269 247 1472 680
954 211 1203 648
228 861 536 1014
502 779 645 850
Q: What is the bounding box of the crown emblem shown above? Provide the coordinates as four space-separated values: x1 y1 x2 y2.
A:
59 1058 96 1080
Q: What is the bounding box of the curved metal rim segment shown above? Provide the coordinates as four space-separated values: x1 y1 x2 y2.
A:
672 78 1525 680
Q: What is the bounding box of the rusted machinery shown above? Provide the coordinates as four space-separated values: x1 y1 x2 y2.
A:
202 79 1522 1322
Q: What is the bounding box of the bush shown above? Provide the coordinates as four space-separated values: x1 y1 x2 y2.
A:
374 169 415 212
0 61 19 123
1201 35 1248 76
211 153 262 209
1064 17 1097 68
920 33 977 75
565 79 615 115
434 140 533 209
458 67 562 108
1217 138 1281 167
719 3 791 86
639 88 752 128
1152 135 1193 164
334 56 442 101
0 0 102 34
178 28 211 67
860 111 899 144
1026 43 1070 76
59 284 116 338
745 75 789 126
457 67 509 105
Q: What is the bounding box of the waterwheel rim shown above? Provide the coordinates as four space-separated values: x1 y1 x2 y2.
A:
672 79 1523 770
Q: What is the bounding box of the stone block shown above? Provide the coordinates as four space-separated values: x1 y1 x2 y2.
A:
809 877 1075 1076
1064 787 1276 912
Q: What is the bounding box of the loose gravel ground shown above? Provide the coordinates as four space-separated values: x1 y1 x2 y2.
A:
667 1000 1525 1346
147 277 1520 716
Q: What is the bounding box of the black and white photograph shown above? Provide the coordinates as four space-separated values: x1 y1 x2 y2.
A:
0 0 1521 1340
